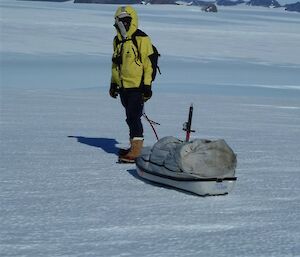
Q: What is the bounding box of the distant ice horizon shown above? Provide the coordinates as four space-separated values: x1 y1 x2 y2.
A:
0 0 299 5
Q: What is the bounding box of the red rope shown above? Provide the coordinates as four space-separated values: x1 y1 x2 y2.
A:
142 111 160 141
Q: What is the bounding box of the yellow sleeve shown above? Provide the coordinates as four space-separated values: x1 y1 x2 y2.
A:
139 36 154 86
111 38 118 84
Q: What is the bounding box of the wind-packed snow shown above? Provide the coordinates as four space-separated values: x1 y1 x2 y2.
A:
1 1 300 256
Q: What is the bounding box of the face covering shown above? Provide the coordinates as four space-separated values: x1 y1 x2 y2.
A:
114 9 132 40
115 18 127 39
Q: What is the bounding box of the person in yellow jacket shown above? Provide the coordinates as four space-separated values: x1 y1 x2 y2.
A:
109 6 154 163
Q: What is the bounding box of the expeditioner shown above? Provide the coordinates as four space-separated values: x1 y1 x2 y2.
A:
109 6 158 163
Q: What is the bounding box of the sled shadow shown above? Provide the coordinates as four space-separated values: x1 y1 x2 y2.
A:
126 169 201 197
68 136 119 156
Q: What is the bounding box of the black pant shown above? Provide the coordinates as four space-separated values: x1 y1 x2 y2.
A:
120 90 144 139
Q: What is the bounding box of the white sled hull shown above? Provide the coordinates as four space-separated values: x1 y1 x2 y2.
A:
136 165 236 196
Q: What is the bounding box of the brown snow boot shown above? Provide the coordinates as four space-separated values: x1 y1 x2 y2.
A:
118 139 132 157
119 138 143 163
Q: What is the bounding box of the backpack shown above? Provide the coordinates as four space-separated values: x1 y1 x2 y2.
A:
115 29 161 82
147 44 161 82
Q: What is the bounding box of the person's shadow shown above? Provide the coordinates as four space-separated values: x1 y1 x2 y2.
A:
68 136 119 156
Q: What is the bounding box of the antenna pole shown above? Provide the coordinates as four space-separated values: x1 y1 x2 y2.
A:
183 104 195 142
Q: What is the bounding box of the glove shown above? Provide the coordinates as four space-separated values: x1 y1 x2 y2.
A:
142 84 152 102
109 83 119 98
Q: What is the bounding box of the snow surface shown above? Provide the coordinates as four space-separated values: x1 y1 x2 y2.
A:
1 1 300 256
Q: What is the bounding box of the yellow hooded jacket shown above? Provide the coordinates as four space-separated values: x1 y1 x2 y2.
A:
111 6 154 89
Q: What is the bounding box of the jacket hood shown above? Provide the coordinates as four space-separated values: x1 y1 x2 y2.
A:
114 6 138 40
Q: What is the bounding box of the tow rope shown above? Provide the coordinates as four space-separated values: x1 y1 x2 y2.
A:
142 109 160 141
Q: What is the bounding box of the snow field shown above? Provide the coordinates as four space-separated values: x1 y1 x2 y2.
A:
1 1 300 256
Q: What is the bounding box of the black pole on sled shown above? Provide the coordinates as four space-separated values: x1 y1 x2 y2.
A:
183 104 195 142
